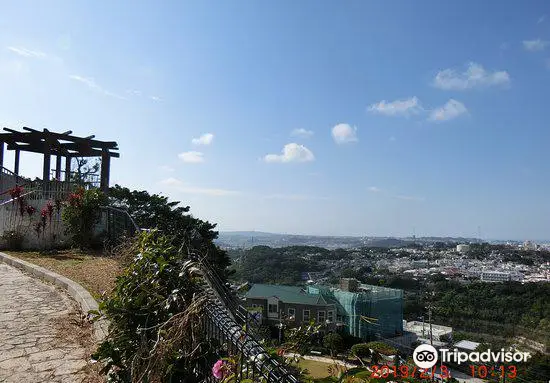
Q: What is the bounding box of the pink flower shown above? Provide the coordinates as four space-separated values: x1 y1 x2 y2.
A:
212 360 226 380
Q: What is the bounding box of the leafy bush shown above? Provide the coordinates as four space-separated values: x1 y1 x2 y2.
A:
1 230 24 249
350 343 371 358
93 231 218 382
108 185 231 273
364 341 397 356
323 333 344 356
62 187 107 249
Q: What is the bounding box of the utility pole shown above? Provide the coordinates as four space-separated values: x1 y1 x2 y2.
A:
428 305 433 346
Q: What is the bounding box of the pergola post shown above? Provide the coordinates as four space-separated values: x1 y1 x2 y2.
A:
0 142 4 169
14 149 20 175
100 148 111 193
65 156 71 182
55 155 62 180
42 140 51 191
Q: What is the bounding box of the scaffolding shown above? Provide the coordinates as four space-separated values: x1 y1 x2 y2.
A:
309 284 403 340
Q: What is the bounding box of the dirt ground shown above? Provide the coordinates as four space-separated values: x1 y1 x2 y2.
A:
4 249 122 299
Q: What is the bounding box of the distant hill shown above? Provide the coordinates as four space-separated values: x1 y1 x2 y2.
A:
216 231 481 249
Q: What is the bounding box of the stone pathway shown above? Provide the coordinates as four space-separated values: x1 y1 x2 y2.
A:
0 262 91 382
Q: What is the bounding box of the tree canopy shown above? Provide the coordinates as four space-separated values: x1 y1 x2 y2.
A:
108 185 230 273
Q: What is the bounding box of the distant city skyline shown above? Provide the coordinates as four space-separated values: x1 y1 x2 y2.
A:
1 1 549 240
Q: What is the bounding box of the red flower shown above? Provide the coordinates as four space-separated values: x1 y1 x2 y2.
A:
40 207 48 227
46 201 54 222
26 206 36 217
9 185 24 200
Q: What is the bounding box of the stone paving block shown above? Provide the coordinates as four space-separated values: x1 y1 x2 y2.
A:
0 263 93 383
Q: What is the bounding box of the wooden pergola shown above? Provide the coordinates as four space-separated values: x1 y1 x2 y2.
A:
0 127 119 192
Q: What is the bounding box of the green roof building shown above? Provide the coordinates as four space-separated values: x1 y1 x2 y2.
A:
245 279 404 341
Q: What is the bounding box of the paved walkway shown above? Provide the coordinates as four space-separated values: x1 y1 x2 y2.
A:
0 263 91 383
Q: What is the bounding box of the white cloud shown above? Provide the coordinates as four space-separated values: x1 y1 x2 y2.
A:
264 143 314 163
160 178 240 196
150 96 162 101
69 74 126 99
433 62 510 90
429 99 468 122
178 151 204 163
538 15 546 24
368 97 423 116
523 39 549 51
368 186 382 193
331 123 358 144
191 133 214 146
290 128 314 138
7 46 47 59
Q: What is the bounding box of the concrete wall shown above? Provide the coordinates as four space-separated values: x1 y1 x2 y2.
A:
0 199 69 249
0 198 107 250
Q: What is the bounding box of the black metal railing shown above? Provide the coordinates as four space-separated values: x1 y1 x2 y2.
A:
186 259 299 382
100 206 139 244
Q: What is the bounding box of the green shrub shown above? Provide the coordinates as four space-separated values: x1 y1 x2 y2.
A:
62 187 107 249
364 341 397 356
1 230 24 250
350 343 371 358
323 333 344 356
92 231 217 382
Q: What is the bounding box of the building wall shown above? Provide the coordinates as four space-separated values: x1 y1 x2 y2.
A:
245 297 335 325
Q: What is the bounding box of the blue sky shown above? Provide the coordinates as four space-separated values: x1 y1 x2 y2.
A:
1 1 549 240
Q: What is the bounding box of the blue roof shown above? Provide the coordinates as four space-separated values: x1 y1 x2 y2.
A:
246 284 330 306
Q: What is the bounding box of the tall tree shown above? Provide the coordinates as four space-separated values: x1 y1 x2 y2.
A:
108 185 231 273
71 157 100 186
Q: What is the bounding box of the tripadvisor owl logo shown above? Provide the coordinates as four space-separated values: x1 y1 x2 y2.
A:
413 344 439 369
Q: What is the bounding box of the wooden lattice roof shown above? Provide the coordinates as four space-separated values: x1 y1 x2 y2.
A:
0 127 119 158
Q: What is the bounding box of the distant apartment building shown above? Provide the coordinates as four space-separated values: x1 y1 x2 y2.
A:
480 270 524 282
244 279 404 341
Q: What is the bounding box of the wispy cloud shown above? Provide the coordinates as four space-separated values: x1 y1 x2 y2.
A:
264 143 314 163
538 15 546 24
389 136 396 142
429 99 468 122
191 133 214 146
368 97 423 116
368 186 382 193
150 96 162 101
290 128 314 138
160 177 240 196
523 39 549 52
396 195 425 202
178 151 204 163
69 75 126 100
126 89 142 96
7 46 47 59
433 62 510 90
331 123 358 144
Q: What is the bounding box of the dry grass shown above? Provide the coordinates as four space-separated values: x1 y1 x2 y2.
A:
5 249 123 299
53 300 105 382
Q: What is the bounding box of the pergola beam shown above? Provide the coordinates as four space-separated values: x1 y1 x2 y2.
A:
0 127 119 192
